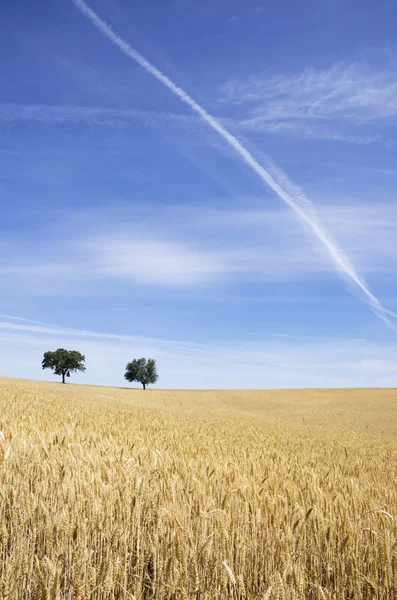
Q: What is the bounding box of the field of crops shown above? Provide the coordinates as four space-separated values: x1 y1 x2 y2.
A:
0 377 396 599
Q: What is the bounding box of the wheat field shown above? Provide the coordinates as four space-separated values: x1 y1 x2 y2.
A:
0 378 396 599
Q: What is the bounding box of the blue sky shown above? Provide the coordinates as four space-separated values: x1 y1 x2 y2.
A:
1 0 397 388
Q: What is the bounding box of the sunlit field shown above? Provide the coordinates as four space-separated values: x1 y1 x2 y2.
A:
0 377 396 599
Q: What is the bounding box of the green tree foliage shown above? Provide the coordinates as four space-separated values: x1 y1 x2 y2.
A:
124 358 158 390
42 348 86 384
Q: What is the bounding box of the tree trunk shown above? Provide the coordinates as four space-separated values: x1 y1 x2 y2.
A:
142 383 146 390
62 371 66 384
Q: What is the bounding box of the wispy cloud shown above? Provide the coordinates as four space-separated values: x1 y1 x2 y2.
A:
219 62 397 121
72 0 395 331
89 237 232 286
218 62 397 146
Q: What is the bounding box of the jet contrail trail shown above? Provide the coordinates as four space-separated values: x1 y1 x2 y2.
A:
73 0 396 331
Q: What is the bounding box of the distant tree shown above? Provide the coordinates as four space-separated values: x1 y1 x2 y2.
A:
124 358 158 390
42 348 86 384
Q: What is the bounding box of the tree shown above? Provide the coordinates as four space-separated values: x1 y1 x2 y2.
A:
42 348 86 384
124 358 158 390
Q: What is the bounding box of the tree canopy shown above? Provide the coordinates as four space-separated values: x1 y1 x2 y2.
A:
42 348 86 384
124 358 158 390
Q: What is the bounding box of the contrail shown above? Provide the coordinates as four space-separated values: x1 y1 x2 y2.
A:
73 0 396 331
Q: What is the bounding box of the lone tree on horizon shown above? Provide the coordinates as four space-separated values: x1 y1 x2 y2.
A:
42 348 86 384
124 358 158 390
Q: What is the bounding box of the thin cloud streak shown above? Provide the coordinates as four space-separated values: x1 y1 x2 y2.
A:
0 320 218 355
0 313 74 329
0 318 275 364
2 317 319 374
1 103 388 147
239 119 389 146
73 0 395 331
0 103 183 125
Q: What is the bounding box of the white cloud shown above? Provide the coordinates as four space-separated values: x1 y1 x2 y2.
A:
1 202 397 294
220 62 397 120
90 238 231 285
218 62 397 144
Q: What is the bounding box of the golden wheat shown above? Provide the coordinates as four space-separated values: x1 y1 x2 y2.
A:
0 377 396 599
